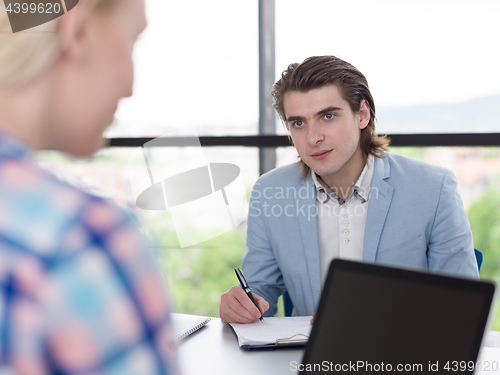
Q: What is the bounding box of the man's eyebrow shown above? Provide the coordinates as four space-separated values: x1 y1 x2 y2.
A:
286 106 344 123
315 106 343 117
286 115 305 123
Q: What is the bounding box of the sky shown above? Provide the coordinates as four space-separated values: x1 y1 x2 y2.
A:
112 0 500 137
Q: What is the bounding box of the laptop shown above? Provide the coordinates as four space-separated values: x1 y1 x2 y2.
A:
300 259 496 374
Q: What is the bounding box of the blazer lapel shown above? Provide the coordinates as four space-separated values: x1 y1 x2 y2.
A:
363 156 394 262
296 175 322 307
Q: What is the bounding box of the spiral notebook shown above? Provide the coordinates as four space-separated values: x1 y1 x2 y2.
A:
229 316 312 350
170 313 211 341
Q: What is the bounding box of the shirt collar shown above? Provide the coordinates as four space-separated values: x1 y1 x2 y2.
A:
354 155 374 202
312 155 374 205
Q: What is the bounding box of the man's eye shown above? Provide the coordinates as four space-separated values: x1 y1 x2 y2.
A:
294 120 304 127
324 113 334 120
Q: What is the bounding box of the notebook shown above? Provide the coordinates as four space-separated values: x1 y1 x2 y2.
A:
300 259 496 374
229 316 312 350
170 313 211 341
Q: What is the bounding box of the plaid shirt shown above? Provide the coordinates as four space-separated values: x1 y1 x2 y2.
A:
0 132 179 375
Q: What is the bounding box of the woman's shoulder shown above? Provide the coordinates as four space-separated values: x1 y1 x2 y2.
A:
0 156 140 259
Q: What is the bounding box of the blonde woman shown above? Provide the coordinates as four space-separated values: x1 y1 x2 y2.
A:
0 1 179 374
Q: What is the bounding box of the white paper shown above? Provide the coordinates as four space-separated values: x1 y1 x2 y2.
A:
229 316 313 346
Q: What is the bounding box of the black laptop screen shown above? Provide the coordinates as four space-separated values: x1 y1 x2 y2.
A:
301 260 495 374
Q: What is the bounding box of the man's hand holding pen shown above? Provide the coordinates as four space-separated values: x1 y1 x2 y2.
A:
219 286 269 323
219 269 270 324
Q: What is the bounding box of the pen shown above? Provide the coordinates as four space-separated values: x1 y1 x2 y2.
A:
234 267 264 322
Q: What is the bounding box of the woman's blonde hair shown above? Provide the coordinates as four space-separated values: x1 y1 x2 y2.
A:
0 0 119 88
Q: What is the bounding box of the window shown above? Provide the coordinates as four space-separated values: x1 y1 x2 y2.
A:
40 0 500 326
275 0 500 134
108 0 259 138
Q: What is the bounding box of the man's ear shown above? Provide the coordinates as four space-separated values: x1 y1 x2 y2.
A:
358 100 370 130
57 1 94 64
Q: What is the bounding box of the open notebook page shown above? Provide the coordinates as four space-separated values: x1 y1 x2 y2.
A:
229 316 313 346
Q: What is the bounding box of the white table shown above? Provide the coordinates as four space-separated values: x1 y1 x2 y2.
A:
175 314 500 375
176 315 303 375
477 347 500 374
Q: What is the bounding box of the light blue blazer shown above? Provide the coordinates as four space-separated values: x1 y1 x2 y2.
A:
242 153 479 317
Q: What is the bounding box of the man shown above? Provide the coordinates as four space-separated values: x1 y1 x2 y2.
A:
219 55 478 324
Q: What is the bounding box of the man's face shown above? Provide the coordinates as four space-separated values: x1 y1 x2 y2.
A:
284 84 369 187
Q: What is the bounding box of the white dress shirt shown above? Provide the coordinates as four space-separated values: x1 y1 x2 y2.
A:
312 156 375 284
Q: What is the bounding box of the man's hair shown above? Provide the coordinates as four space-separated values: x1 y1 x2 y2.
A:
271 55 390 179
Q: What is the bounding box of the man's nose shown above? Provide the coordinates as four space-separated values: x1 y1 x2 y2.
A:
307 121 324 145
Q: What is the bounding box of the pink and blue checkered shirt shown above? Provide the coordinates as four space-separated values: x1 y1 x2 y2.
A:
0 131 179 375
